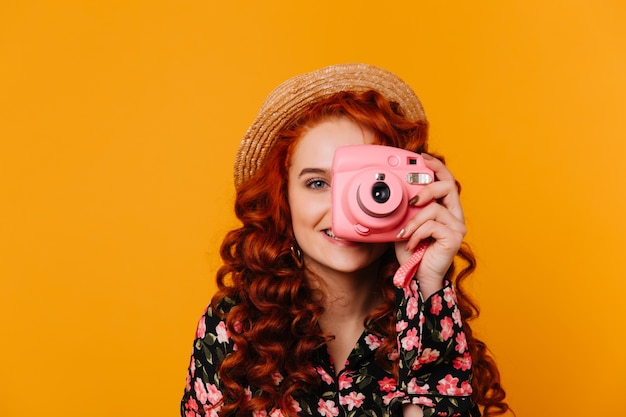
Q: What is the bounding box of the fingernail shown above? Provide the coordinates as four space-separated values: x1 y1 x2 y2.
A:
421 152 434 160
396 228 405 239
408 195 419 205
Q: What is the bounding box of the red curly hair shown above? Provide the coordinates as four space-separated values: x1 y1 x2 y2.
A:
212 90 511 416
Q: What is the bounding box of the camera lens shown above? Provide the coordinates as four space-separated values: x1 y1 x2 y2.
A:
371 182 390 204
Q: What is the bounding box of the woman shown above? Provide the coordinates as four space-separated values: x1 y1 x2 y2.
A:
181 64 510 417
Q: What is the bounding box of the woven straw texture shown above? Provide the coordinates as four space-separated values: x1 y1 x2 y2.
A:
233 63 426 189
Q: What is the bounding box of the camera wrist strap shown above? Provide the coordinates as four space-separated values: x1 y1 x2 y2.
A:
392 240 430 288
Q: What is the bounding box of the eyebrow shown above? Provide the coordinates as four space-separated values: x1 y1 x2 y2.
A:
298 168 329 178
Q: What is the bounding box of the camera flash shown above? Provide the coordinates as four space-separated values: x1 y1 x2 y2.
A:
406 173 432 185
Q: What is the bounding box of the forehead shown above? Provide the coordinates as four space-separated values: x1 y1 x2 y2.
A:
290 118 375 169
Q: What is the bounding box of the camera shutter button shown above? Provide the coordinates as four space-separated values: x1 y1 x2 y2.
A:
387 155 400 167
354 224 371 236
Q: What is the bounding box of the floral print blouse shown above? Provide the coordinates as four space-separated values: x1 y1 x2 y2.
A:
181 280 479 417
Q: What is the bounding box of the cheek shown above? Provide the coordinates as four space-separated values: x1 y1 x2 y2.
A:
289 193 328 230
287 189 307 222
290 197 315 223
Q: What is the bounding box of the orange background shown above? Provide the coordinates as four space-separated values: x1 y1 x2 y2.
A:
1 1 625 416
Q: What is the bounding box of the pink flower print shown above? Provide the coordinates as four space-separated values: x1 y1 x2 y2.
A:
412 348 440 371
186 373 192 392
406 296 419 320
194 378 223 406
436 374 462 396
396 320 408 333
411 361 423 372
460 381 473 395
365 334 382 350
196 316 206 339
388 349 400 361
189 356 196 378
382 391 405 406
411 396 435 407
402 279 419 298
269 409 284 417
338 374 353 390
452 305 462 326
284 397 302 414
203 403 221 417
184 397 199 417
206 382 222 405
455 332 467 354
453 352 472 371
407 378 430 395
194 378 209 404
216 321 230 343
253 410 267 417
430 294 443 315
440 317 454 341
317 399 339 417
316 366 334 385
400 327 420 351
378 376 397 393
419 348 440 365
272 372 284 386
340 392 366 410
233 320 243 334
443 286 457 308
401 286 411 298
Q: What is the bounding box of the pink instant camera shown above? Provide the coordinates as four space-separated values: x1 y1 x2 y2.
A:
331 144 434 242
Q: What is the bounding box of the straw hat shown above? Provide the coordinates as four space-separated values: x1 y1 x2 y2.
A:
233 63 426 189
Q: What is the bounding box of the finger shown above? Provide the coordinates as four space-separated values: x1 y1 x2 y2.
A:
421 153 453 181
405 219 465 253
399 204 467 250
409 180 463 219
402 200 466 236
410 154 464 221
408 179 456 206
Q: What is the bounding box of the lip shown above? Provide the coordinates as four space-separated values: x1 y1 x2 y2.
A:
321 229 359 247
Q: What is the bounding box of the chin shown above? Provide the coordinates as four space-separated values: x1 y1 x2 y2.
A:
310 253 383 275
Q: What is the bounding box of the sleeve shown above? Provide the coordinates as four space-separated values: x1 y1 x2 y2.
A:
394 280 480 417
181 301 234 417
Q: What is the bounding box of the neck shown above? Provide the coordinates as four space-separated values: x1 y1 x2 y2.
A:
306 261 381 323
305 262 382 375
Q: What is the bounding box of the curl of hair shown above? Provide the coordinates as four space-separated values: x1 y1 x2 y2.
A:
211 90 511 416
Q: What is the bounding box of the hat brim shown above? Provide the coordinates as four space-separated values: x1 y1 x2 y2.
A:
233 63 426 189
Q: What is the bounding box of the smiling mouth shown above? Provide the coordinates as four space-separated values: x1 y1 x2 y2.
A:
323 229 342 240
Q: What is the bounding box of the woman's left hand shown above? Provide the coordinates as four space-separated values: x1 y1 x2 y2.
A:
394 153 467 299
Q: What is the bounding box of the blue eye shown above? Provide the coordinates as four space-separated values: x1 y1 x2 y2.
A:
305 178 329 190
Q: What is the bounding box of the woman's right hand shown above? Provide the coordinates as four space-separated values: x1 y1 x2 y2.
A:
393 153 466 299
403 405 424 417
